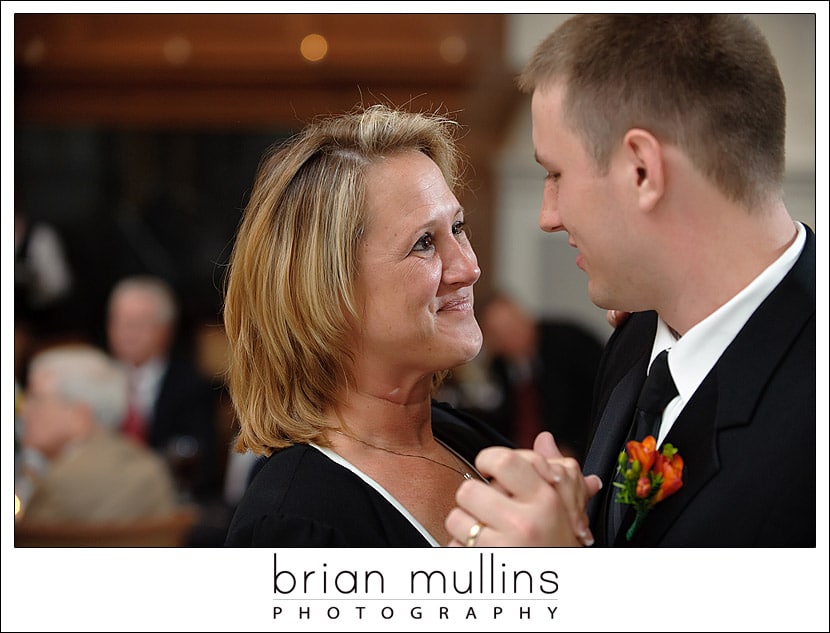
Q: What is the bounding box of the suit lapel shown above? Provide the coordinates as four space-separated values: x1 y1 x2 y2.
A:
584 352 649 545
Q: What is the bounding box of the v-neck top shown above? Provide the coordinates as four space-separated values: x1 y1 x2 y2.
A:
224 401 512 548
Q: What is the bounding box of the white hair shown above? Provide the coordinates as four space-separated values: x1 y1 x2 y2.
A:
29 344 129 430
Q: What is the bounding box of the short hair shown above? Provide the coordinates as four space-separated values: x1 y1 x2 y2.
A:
28 344 129 431
108 275 179 325
518 14 786 209
223 104 465 454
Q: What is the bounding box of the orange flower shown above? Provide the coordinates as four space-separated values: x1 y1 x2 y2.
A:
614 437 685 541
626 435 657 473
653 452 684 503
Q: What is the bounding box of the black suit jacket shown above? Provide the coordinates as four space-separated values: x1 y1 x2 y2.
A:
584 225 816 546
224 402 513 547
148 354 222 502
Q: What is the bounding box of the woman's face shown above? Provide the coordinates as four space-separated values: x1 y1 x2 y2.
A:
354 150 482 391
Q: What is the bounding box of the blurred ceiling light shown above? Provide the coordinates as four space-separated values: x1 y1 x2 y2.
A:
163 35 192 66
301 33 328 63
23 37 46 65
439 35 467 64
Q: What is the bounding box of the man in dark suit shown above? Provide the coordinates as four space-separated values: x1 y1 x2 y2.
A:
445 14 815 547
107 275 222 505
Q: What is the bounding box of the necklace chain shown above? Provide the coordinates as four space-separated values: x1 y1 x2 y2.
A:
331 429 473 480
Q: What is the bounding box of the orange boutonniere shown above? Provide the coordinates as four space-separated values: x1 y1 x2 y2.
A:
614 435 684 541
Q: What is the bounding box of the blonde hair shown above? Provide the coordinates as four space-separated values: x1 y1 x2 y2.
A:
223 104 465 455
518 14 786 209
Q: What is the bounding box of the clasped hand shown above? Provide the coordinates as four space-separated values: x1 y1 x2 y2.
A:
445 432 601 547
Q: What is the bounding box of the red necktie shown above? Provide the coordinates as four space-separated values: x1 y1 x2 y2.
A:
122 375 147 444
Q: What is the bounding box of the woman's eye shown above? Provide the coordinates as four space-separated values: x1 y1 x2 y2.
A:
412 220 467 253
413 233 434 252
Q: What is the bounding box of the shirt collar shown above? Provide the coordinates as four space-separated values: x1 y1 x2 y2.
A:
653 221 806 405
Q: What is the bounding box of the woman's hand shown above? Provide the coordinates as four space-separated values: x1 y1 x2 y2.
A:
445 432 601 547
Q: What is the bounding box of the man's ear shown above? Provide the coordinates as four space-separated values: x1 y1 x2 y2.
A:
622 128 664 212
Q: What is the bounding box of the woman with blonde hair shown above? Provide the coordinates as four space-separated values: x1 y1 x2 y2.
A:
223 104 592 547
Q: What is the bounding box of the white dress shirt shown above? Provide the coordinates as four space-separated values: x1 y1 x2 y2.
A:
652 222 806 446
127 357 167 423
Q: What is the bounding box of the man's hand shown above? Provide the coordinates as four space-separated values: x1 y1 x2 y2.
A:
445 432 601 547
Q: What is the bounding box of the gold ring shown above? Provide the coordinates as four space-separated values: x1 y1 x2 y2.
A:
465 521 483 547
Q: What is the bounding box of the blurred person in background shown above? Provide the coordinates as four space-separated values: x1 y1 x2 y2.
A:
106 275 223 506
14 186 75 336
14 184 80 383
476 292 603 460
17 343 178 524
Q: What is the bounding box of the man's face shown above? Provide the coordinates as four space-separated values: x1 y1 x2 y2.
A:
530 83 639 311
107 290 171 367
21 369 80 460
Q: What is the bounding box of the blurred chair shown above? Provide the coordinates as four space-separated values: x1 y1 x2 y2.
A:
15 505 197 548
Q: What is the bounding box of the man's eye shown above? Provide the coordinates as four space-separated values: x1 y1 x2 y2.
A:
452 220 468 236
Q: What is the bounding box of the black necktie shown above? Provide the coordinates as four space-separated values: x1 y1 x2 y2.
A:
632 349 678 442
607 349 678 542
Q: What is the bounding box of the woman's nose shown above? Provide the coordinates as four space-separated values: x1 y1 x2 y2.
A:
443 241 480 286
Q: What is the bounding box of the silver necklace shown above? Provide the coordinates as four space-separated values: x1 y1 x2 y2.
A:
331 429 474 480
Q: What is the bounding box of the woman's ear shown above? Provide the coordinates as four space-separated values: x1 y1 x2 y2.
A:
623 128 664 212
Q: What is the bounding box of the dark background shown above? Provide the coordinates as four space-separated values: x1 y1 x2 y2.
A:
16 126 289 347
